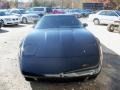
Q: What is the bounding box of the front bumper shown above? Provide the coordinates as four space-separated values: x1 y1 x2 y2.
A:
24 63 101 79
4 21 20 25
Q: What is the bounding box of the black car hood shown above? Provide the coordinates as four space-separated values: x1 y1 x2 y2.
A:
22 28 99 57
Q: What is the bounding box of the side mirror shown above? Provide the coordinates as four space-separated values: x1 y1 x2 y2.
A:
83 23 88 27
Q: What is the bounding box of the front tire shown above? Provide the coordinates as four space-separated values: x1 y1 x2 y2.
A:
107 24 115 32
89 75 98 80
22 17 28 24
1 20 4 26
25 77 35 81
93 19 100 25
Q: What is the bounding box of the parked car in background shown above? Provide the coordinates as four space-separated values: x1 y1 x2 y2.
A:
80 9 93 17
27 7 52 17
0 10 20 26
107 20 120 32
89 10 120 25
19 14 103 81
8 9 40 24
66 9 82 18
52 9 65 14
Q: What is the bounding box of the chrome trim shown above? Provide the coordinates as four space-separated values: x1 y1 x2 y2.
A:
44 64 101 78
25 63 102 78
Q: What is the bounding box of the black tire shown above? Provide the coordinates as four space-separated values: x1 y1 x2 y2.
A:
107 24 115 32
89 74 98 80
25 77 35 81
22 17 28 24
0 23 2 29
93 19 100 25
1 20 4 26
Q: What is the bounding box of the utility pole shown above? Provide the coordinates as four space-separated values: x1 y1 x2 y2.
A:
14 0 18 8
71 0 74 8
42 0 45 6
50 0 52 7
30 0 33 7
61 0 63 8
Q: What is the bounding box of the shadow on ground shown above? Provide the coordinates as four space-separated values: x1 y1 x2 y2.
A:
29 44 120 90
0 29 9 33
3 24 26 28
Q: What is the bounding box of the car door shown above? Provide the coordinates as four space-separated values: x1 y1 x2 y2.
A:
10 10 21 17
105 11 119 24
97 11 109 24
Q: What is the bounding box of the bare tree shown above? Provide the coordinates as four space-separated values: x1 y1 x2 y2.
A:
105 0 120 9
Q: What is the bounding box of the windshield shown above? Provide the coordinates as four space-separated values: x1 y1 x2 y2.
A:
33 8 44 11
0 11 6 16
19 9 26 14
46 8 52 13
35 15 82 29
116 11 120 16
0 11 11 16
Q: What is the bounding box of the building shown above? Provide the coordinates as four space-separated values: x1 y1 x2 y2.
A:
79 0 109 9
90 0 109 5
0 0 9 9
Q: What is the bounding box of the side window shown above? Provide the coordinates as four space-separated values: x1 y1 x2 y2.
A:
11 10 20 14
107 11 118 17
99 11 107 15
11 10 16 13
29 8 33 11
46 8 52 13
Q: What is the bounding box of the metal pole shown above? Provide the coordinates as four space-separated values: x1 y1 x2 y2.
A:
72 0 74 8
51 0 52 7
43 0 45 6
30 0 33 7
16 0 18 8
61 0 63 8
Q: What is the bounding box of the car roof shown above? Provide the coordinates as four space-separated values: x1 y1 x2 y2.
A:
0 9 7 11
44 14 74 17
32 7 48 8
0 10 7 13
9 8 25 10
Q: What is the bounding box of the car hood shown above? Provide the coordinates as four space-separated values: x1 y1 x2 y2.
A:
22 28 99 58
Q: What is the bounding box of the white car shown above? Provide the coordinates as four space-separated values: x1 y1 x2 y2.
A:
89 10 120 25
0 10 20 25
8 9 40 24
65 9 82 18
27 7 52 17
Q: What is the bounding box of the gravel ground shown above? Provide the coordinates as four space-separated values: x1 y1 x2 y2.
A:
0 20 120 90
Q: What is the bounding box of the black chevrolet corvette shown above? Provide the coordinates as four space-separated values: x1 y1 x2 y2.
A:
19 14 103 81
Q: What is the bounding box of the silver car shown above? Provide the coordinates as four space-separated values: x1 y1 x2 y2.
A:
8 9 40 24
0 10 20 26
